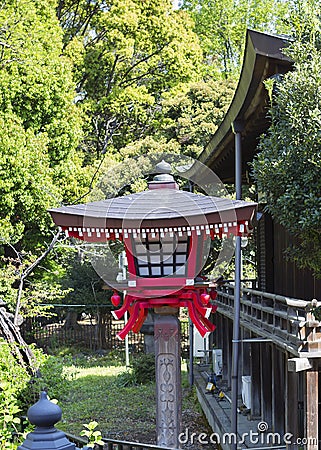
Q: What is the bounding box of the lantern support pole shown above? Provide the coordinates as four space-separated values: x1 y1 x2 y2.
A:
189 318 194 386
120 251 130 367
155 311 181 448
231 120 243 449
188 180 194 387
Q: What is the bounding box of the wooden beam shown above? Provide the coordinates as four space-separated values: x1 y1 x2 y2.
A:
241 329 251 376
306 369 318 450
250 339 261 418
288 358 313 373
286 371 298 449
272 347 285 435
261 344 272 425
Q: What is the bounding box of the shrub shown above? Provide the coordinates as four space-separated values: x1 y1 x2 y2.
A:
0 339 72 447
131 354 155 384
252 39 321 277
30 352 71 402
0 339 30 448
115 370 137 387
115 354 155 387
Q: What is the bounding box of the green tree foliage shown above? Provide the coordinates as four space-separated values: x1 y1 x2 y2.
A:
59 247 109 308
0 0 83 164
0 0 88 247
0 0 92 315
159 79 235 157
109 79 234 166
181 0 291 76
252 38 321 277
286 0 321 45
57 0 204 155
0 114 59 245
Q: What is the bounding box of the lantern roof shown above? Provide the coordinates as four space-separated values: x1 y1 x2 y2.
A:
49 189 256 232
49 161 257 239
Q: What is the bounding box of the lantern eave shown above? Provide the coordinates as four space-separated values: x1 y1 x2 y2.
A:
49 190 257 232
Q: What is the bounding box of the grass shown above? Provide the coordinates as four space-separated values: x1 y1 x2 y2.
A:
49 348 209 450
55 350 210 445
57 354 156 442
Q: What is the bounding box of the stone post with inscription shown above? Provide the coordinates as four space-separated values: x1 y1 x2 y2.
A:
155 311 181 448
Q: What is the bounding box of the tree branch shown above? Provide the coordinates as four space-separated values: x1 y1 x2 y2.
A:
106 53 119 97
0 40 12 48
14 230 62 326
119 65 166 89
119 42 169 84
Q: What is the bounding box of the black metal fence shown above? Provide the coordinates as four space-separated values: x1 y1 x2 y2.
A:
66 432 178 450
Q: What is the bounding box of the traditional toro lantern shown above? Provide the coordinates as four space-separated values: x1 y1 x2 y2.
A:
49 160 256 448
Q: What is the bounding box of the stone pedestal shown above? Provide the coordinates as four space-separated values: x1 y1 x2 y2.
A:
141 312 156 354
155 314 181 448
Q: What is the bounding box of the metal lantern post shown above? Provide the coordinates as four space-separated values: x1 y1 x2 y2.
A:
49 161 256 448
231 120 243 449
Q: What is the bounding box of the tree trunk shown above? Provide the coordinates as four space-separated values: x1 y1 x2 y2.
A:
96 312 112 349
0 304 35 374
63 311 81 330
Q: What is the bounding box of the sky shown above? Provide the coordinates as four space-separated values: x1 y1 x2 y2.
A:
173 0 181 10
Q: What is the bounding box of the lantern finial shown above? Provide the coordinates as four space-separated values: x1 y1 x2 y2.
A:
155 160 172 174
153 160 174 183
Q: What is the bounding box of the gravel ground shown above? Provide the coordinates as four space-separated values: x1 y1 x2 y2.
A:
181 388 217 450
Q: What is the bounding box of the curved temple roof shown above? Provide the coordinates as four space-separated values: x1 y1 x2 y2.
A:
191 29 292 183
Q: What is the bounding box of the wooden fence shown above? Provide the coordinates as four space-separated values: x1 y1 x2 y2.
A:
21 314 190 356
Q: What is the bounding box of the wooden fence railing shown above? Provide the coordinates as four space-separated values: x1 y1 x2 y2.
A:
21 318 143 352
216 283 321 355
